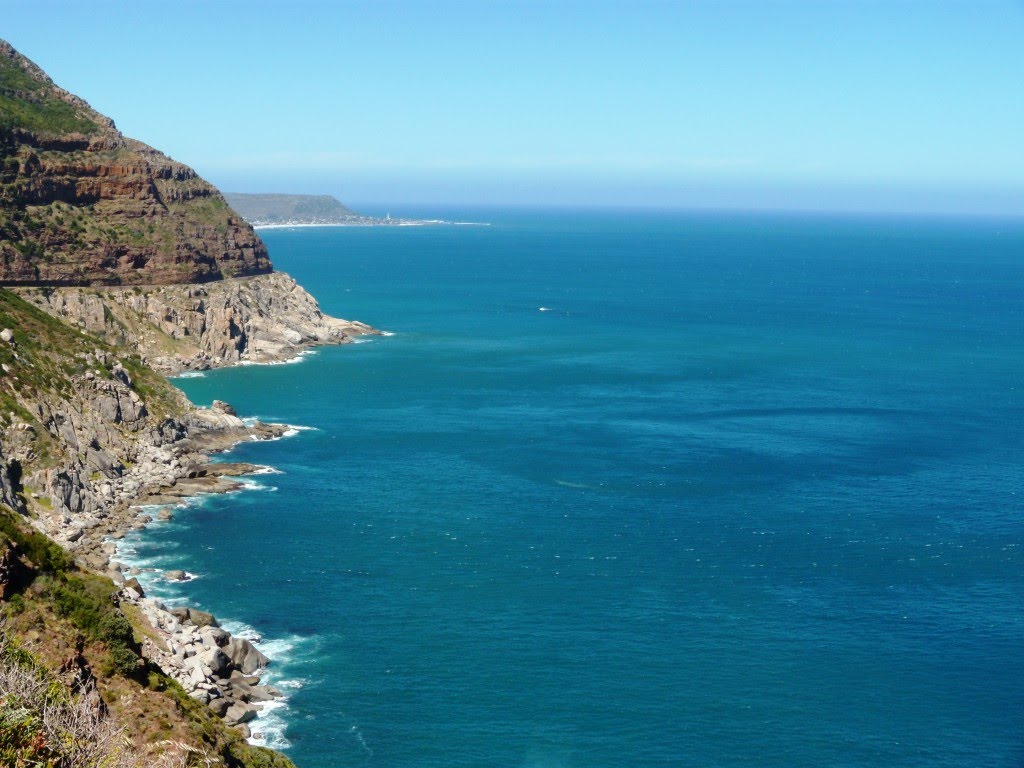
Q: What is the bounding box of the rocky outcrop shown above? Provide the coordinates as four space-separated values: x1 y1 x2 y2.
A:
0 40 272 286
16 271 379 372
130 595 280 735
0 442 17 510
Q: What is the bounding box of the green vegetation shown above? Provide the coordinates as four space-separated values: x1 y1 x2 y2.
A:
0 630 171 768
0 52 100 135
0 509 72 572
0 287 185 431
0 505 296 768
223 192 357 224
0 506 143 678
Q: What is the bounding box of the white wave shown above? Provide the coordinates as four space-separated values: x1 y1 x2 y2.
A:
379 331 396 337
249 698 291 750
172 371 206 379
237 480 278 493
554 479 593 489
251 465 284 475
349 723 374 756
538 307 553 312
218 620 264 644
237 352 312 367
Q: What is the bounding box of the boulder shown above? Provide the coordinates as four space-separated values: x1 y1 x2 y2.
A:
224 701 257 725
190 690 210 705
209 697 231 717
200 626 230 647
225 637 270 674
168 606 220 627
197 647 232 678
246 686 276 703
211 399 238 416
187 608 219 628
122 577 144 597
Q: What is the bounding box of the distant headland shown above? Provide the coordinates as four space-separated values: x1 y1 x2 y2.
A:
223 192 443 228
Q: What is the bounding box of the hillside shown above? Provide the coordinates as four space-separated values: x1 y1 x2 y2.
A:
223 193 362 226
0 40 271 286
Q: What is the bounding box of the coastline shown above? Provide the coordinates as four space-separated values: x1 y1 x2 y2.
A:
251 219 489 231
91 410 303 746
252 220 440 230
113 447 301 747
63 347 360 747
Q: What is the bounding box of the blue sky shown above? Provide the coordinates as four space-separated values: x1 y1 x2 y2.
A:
3 0 1022 213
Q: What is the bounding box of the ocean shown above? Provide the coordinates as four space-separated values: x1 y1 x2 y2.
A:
117 209 1024 767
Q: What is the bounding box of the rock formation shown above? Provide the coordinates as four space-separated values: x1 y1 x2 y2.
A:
17 271 378 372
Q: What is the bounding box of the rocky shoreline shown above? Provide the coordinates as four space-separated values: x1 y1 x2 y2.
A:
66 397 306 743
1 274 374 747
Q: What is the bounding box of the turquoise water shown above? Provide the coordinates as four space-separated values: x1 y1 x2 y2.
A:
121 210 1024 767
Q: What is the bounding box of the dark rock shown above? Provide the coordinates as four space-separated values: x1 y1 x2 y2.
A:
197 648 232 678
187 608 219 628
208 697 230 717
122 577 144 597
224 701 257 725
225 637 269 674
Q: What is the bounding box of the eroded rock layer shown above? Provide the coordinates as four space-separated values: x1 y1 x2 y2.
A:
16 271 379 372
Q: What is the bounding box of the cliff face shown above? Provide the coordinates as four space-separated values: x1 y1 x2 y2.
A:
0 288 188 540
0 40 272 286
17 272 378 372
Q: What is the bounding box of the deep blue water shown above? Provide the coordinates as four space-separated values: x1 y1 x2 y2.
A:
120 209 1024 767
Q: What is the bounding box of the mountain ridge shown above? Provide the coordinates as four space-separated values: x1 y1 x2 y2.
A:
0 39 271 286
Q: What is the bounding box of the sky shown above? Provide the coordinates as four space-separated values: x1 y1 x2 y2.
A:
3 0 1023 214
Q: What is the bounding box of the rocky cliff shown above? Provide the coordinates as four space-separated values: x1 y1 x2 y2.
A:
17 271 378 372
0 40 271 286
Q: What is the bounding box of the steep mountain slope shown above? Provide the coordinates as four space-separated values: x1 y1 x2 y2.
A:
0 40 271 286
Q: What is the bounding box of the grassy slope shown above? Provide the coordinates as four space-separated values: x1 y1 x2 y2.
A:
0 286 184 427
0 51 101 134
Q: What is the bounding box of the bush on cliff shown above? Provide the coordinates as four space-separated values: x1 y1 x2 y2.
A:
0 629 183 768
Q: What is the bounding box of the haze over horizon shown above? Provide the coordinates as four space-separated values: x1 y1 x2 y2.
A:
4 0 1022 215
